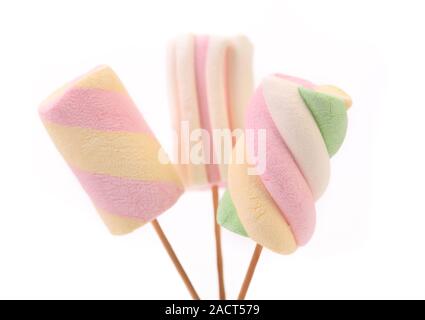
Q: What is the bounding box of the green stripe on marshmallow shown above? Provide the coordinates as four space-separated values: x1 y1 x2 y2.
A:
299 87 348 157
217 190 248 237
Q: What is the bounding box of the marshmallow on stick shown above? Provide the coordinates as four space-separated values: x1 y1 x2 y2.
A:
39 66 199 299
217 74 351 298
168 34 254 300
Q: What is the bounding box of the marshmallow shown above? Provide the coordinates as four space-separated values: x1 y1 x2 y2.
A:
167 34 254 189
39 66 184 235
218 74 351 254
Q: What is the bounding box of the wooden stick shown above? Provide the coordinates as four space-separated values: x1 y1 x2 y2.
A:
151 219 200 300
212 186 226 300
238 244 263 300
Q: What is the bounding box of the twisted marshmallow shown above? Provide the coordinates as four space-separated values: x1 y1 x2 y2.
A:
218 74 351 254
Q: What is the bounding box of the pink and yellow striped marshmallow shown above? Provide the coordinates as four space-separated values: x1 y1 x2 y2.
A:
39 65 183 235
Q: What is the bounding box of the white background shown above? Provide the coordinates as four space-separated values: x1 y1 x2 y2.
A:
0 0 423 300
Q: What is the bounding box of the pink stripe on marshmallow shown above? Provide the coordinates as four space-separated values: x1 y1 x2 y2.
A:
245 86 316 246
71 166 183 221
39 88 154 134
194 35 221 184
